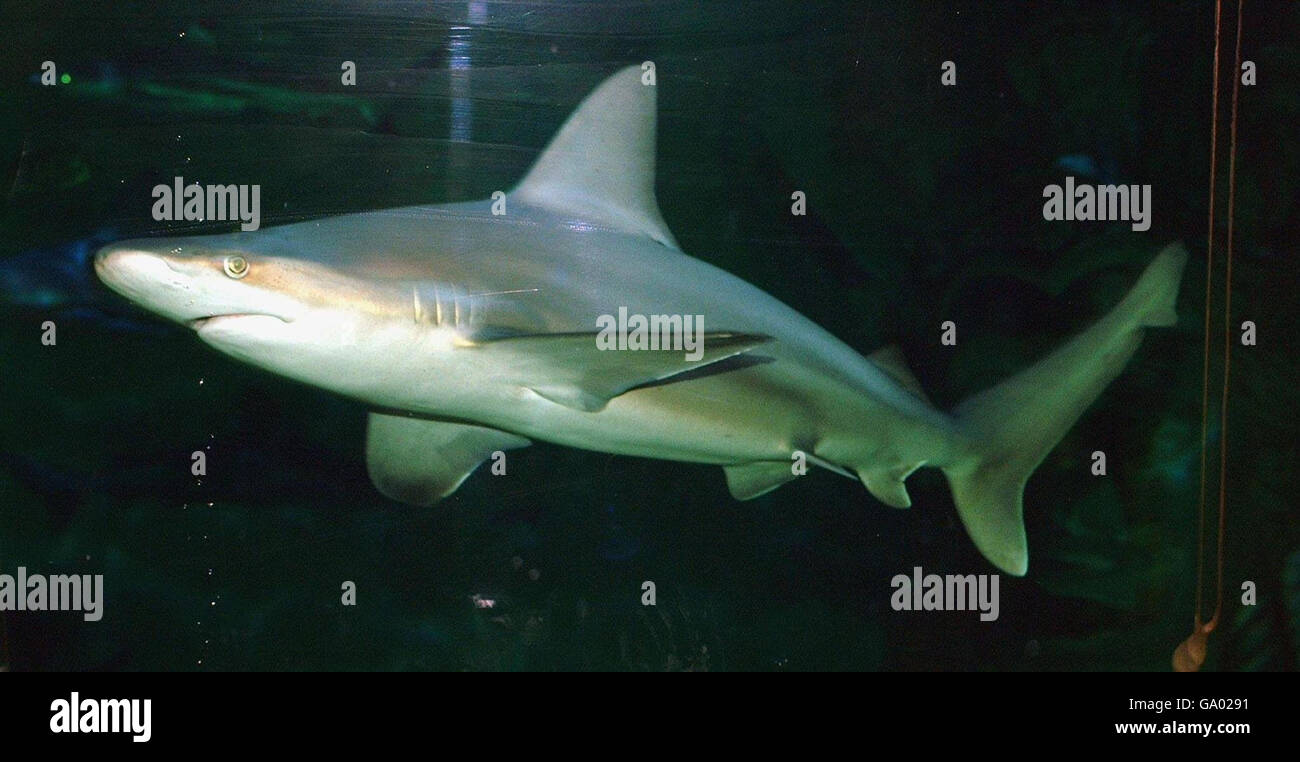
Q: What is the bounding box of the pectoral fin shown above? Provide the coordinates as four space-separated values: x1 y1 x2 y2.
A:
366 413 530 505
467 331 771 412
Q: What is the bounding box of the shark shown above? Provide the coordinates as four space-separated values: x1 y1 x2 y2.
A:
94 66 1187 575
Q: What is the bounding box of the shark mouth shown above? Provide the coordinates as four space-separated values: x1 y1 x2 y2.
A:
189 313 289 330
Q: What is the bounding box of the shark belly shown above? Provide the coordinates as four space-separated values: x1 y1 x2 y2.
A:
343 324 962 478
514 364 958 471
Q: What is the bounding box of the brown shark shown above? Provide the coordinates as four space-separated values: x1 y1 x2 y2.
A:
94 66 1187 575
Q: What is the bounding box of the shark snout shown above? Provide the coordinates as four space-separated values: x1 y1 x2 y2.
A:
94 243 188 304
95 240 296 327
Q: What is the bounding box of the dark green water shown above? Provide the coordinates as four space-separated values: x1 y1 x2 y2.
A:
1 1 1296 671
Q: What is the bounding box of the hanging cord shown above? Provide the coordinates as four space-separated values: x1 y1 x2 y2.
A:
1175 0 1241 673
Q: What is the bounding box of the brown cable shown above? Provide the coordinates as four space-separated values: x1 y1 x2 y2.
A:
1193 0 1222 634
1207 0 1244 631
1175 0 1242 672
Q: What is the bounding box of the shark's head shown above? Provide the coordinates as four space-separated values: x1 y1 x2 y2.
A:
94 236 411 388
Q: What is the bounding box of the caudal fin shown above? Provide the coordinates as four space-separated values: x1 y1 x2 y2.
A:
942 243 1188 575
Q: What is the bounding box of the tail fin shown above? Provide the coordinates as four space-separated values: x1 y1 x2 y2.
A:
942 243 1188 575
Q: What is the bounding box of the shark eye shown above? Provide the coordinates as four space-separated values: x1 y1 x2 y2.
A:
223 255 249 279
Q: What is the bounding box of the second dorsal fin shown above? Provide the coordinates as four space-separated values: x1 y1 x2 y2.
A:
867 345 931 404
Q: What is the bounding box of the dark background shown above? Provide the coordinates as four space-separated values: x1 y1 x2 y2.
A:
0 0 1296 670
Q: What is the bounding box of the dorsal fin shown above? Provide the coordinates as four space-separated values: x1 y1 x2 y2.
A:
511 65 679 249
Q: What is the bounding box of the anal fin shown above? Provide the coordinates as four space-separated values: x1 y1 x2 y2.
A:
860 467 913 509
366 412 530 505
